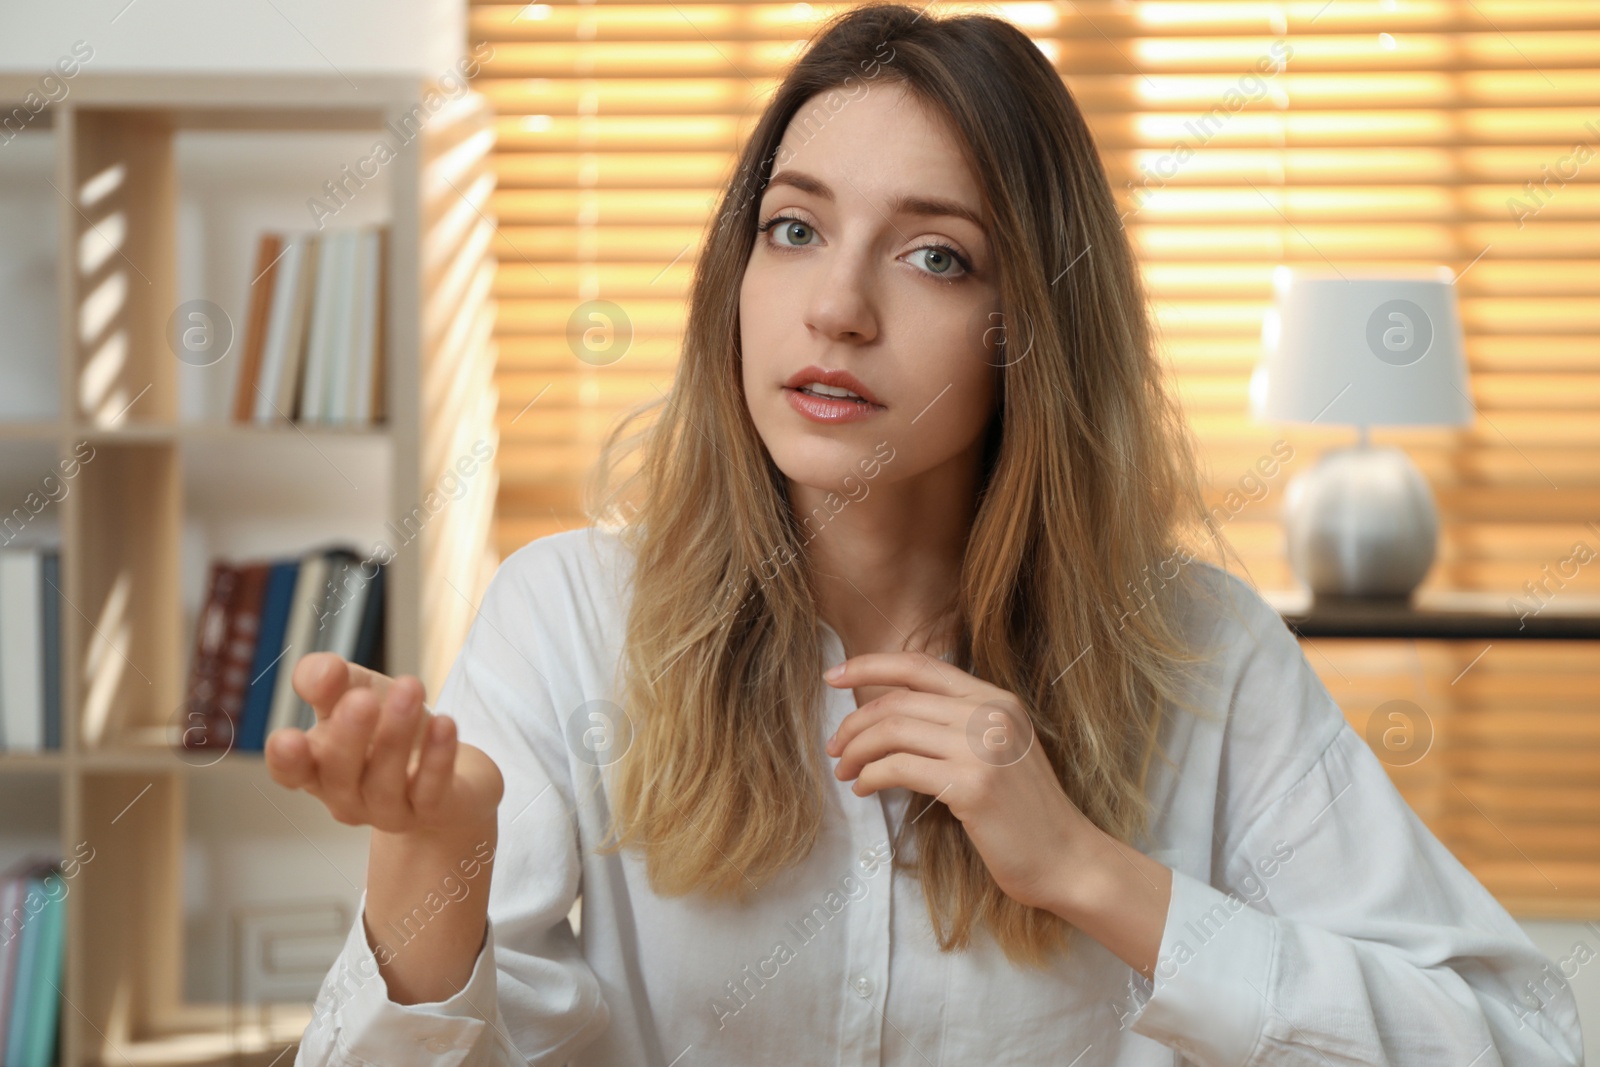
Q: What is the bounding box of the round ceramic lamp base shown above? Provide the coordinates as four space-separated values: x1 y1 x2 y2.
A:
1282 444 1439 600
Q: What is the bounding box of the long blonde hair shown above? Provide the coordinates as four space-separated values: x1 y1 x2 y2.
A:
585 1 1223 968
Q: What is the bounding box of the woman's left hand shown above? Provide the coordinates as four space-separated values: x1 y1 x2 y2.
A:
824 651 1094 913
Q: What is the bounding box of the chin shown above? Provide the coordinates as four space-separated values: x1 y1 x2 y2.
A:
758 421 901 498
766 437 862 485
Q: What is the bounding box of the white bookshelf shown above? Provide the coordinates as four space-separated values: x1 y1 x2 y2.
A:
0 72 500 1066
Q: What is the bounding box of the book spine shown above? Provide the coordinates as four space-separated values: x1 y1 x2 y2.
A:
352 561 387 672
371 225 388 424
233 232 282 422
0 878 26 1054
253 235 305 424
279 233 321 422
21 872 65 1066
1 877 44 1065
301 233 342 424
181 561 238 753
325 231 357 426
0 550 46 753
237 561 299 752
39 550 61 751
267 552 330 738
213 563 269 755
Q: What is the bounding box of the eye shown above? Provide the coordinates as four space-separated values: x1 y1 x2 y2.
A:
758 214 817 247
906 245 971 280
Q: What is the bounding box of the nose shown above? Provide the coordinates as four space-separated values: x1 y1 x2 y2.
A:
802 242 879 345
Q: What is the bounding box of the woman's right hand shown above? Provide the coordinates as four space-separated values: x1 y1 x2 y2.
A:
265 652 505 837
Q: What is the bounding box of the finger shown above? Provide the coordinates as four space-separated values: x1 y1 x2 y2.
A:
833 715 956 783
291 652 348 720
853 751 956 800
409 714 458 816
315 685 383 802
826 688 957 758
387 675 435 756
265 727 317 791
825 650 974 698
348 662 398 704
292 652 396 722
361 677 427 815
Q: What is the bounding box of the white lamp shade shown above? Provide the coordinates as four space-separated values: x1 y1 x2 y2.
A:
1254 268 1473 427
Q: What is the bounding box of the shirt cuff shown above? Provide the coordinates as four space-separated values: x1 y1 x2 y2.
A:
1126 866 1278 1066
308 887 500 1067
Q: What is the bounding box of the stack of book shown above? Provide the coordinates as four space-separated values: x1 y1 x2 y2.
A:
231 226 388 428
0 861 66 1067
0 547 62 754
182 544 387 757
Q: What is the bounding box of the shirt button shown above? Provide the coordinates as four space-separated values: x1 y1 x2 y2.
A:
852 974 873 998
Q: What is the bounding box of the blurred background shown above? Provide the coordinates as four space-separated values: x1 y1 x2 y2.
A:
0 2 1595 1064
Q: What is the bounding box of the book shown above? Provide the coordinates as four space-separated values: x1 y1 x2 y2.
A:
300 231 346 424
323 231 359 423
369 225 388 425
236 560 300 752
325 553 373 664
347 227 384 426
0 877 27 1054
1 865 64 1067
0 876 40 1067
265 549 335 739
295 548 363 730
232 232 283 422
0 548 45 752
39 550 61 751
351 558 387 674
212 562 270 752
180 560 239 751
23 878 65 1067
253 232 317 424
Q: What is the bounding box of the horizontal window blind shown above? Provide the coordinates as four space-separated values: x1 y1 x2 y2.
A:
469 0 1600 916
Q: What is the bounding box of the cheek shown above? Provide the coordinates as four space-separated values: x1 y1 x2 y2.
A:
869 310 995 460
738 286 770 382
920 301 1000 413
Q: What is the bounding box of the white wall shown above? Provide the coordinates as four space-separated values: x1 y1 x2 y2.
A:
0 0 464 76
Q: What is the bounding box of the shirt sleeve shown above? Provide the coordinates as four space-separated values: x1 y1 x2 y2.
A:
294 543 612 1067
1126 575 1585 1067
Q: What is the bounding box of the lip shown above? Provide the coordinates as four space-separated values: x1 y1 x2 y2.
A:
783 365 884 407
785 387 884 423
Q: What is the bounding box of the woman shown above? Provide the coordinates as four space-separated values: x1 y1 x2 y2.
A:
272 5 1583 1065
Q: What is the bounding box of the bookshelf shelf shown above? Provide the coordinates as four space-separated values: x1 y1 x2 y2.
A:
0 423 63 442
0 70 500 1067
0 753 68 773
171 422 395 440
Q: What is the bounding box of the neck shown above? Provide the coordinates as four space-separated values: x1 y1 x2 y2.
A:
791 437 984 661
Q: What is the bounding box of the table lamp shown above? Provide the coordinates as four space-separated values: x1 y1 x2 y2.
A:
1251 267 1473 601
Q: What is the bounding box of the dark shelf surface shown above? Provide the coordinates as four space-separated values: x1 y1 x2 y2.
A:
1264 590 1600 641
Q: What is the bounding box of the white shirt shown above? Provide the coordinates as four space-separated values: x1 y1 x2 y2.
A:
294 526 1584 1066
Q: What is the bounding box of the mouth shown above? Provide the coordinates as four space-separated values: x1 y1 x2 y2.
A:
790 383 874 404
781 366 885 407
782 384 885 423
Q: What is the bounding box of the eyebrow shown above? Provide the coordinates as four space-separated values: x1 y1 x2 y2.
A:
760 168 989 238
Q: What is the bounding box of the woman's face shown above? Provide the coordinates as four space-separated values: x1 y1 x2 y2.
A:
739 81 1002 500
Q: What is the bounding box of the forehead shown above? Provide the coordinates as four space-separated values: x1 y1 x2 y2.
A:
764 82 985 213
